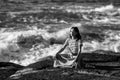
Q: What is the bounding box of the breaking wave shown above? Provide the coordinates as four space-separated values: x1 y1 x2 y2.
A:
0 27 120 66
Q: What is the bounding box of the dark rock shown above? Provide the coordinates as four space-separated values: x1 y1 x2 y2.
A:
0 62 24 68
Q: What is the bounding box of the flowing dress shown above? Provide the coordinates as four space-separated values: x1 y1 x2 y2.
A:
54 38 82 68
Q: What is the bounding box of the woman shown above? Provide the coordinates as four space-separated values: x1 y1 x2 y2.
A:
54 27 83 68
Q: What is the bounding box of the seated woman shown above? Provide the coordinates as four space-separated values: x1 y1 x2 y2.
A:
28 27 83 69
54 27 83 68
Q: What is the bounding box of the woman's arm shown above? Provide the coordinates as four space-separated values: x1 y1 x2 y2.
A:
56 38 69 55
78 39 83 54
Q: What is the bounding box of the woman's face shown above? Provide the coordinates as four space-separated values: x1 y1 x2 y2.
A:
70 28 77 37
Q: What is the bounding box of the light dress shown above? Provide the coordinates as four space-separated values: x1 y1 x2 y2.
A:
54 38 82 68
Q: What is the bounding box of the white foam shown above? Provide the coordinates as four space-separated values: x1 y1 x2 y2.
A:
94 4 114 12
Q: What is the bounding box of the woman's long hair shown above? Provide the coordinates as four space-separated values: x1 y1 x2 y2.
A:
69 27 81 41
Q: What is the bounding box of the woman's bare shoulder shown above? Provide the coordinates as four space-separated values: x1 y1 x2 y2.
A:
66 38 70 41
63 38 70 45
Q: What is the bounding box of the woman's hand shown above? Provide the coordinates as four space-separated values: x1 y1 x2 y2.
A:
55 53 67 63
